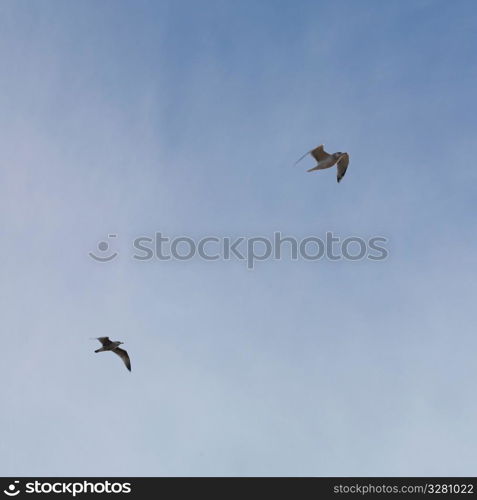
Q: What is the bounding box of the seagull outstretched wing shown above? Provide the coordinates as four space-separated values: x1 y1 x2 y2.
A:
337 153 349 183
113 347 131 372
96 337 111 346
96 337 111 347
310 144 330 162
294 144 330 166
294 149 311 165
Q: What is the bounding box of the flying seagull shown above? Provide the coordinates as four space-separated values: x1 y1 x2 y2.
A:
295 144 349 182
93 337 131 372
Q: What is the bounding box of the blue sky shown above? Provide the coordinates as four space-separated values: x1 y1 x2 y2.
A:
1 0 477 476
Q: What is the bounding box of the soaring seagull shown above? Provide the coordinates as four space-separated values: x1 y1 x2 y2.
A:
295 144 349 182
94 337 131 372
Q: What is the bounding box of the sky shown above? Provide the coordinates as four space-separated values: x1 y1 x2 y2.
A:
1 0 477 476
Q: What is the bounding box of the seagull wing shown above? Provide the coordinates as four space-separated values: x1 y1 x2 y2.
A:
310 144 330 162
96 337 111 346
336 153 349 183
294 144 329 165
293 149 312 165
113 347 131 371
